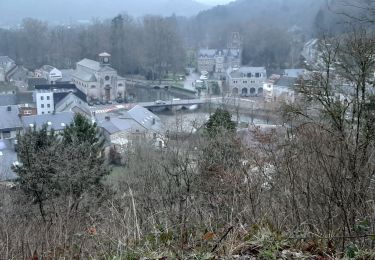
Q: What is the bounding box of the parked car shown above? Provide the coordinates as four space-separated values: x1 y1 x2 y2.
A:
94 100 101 105
100 100 107 105
107 100 113 104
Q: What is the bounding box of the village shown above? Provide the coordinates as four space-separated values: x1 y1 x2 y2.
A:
0 32 364 181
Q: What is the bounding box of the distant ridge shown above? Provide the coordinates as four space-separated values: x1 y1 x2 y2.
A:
0 0 209 24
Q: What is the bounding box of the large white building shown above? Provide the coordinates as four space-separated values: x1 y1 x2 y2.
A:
72 53 126 102
227 67 267 96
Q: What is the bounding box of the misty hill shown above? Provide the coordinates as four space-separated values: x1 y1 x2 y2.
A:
191 0 327 38
0 0 209 25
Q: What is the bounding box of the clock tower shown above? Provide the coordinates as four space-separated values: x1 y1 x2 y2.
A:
99 52 111 66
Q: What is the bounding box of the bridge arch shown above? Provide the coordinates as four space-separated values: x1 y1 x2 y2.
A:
241 88 248 95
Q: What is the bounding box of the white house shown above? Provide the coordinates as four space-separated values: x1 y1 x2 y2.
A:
35 65 62 83
264 76 299 104
72 53 126 102
35 91 54 115
227 67 267 96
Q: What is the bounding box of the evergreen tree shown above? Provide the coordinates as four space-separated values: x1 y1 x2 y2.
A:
204 108 236 138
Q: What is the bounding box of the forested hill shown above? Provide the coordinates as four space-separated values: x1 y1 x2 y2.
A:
196 0 326 30
0 0 208 24
183 0 327 48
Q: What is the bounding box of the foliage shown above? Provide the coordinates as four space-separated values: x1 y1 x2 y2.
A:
204 108 236 138
13 114 109 220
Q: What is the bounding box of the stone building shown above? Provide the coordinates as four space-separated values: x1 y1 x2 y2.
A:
197 32 242 77
227 67 267 96
72 53 126 102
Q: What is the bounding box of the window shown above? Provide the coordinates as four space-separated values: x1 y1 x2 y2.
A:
41 96 44 100
42 112 45 114
91 85 96 89
243 81 247 84
47 104 50 108
47 96 50 100
2 131 11 139
105 75 110 81
255 73 260 78
41 104 44 108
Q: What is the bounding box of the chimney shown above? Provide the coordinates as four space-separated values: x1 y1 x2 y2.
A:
7 106 11 111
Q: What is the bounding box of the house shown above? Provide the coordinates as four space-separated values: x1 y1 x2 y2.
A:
0 105 23 140
8 65 29 85
227 67 267 96
35 65 62 83
264 76 299 103
72 53 126 102
0 56 16 82
34 84 87 115
54 91 91 117
97 105 164 149
22 112 75 133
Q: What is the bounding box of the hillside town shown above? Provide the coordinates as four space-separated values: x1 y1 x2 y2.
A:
0 0 375 258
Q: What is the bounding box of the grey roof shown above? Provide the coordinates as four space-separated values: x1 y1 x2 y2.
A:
99 116 145 135
77 58 101 71
22 112 74 131
59 69 74 82
275 76 299 89
0 105 22 131
127 105 161 132
0 139 18 181
72 70 97 82
16 92 34 105
97 106 162 135
284 69 305 78
0 56 14 67
198 49 217 57
0 94 17 106
228 67 267 78
41 65 56 73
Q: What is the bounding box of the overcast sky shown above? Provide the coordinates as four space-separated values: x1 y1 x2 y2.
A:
196 0 233 5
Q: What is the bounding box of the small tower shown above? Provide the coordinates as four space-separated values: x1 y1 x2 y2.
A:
98 52 111 66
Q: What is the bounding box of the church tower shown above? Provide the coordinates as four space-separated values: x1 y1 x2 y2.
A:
228 32 241 49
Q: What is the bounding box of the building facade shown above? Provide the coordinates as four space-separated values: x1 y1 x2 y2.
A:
72 53 126 102
227 67 267 96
